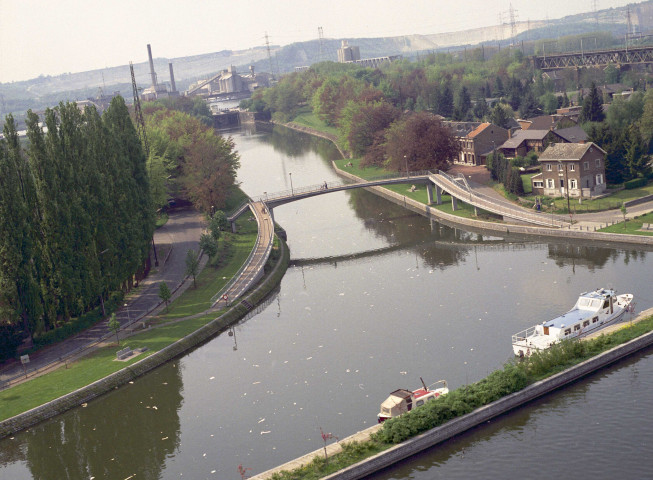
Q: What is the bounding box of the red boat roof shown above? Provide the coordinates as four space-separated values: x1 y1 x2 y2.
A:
413 388 429 399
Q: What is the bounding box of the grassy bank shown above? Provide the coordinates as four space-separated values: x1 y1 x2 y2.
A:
267 313 653 479
597 211 653 236
0 213 273 422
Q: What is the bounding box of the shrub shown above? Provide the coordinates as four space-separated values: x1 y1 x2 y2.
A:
624 177 647 189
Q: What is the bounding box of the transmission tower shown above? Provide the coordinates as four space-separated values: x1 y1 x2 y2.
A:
592 0 599 25
509 3 518 42
318 26 324 62
129 62 149 158
265 32 276 80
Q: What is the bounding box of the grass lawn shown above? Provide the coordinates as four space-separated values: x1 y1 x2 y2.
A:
0 312 221 421
290 110 339 137
155 213 259 320
523 182 653 214
0 212 261 421
335 158 501 221
597 211 653 235
155 211 169 228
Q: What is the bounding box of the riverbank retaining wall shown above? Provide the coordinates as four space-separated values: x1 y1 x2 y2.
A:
0 239 290 438
250 321 653 480
334 164 653 248
323 327 653 480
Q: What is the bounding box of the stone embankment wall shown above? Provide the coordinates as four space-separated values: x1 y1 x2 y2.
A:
335 165 653 248
322 327 653 480
0 240 289 438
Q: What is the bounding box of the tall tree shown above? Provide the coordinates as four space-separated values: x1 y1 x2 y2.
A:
0 115 43 338
580 82 605 123
383 112 460 172
454 86 472 121
438 82 454 118
489 103 513 129
625 125 649 180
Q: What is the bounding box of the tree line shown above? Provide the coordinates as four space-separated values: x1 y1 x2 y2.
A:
0 97 153 357
243 35 652 187
143 97 240 214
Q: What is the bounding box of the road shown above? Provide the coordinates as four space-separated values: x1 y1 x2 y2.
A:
0 208 204 386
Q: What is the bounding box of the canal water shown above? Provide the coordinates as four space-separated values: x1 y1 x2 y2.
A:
1 124 652 479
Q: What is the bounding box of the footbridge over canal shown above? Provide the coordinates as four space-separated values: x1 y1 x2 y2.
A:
229 170 566 228
219 171 565 307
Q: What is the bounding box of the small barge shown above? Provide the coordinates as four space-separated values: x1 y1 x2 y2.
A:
378 378 448 423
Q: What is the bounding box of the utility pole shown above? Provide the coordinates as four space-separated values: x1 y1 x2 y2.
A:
318 26 324 62
265 32 276 80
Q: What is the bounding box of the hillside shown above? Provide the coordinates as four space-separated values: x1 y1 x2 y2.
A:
1 0 652 117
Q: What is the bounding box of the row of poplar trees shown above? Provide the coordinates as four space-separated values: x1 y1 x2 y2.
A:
0 97 154 346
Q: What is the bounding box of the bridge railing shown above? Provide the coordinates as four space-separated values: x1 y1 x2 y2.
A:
433 171 566 227
251 171 432 203
211 203 263 306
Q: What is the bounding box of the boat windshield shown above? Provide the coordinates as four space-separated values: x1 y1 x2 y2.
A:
577 297 602 309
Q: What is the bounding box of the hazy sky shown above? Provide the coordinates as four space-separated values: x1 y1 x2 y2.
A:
0 0 639 83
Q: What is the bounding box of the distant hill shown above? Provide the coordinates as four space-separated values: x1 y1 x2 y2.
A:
1 0 652 116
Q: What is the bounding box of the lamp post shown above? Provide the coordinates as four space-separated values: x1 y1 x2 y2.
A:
289 172 294 195
404 155 409 178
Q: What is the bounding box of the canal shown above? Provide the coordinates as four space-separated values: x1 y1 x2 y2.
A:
1 124 652 479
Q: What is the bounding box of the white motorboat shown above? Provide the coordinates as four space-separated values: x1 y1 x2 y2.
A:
377 378 448 423
512 288 634 357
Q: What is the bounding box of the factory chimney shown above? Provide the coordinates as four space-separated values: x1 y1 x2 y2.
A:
147 44 157 87
169 62 177 92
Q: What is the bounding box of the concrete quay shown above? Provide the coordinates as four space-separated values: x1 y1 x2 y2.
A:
250 308 653 480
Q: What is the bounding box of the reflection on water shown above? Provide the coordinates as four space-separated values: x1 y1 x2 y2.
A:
371 350 653 480
1 364 183 480
1 124 652 479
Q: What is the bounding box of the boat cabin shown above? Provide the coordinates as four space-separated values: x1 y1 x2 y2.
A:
378 385 446 422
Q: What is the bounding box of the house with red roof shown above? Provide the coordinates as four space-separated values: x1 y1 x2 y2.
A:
446 122 509 166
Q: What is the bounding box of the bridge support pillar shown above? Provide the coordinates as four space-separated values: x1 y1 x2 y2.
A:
231 221 237 233
427 183 434 204
451 196 458 211
435 185 442 205
474 206 478 217
268 207 275 225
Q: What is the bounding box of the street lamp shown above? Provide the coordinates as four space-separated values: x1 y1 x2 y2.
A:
404 155 409 178
289 172 294 195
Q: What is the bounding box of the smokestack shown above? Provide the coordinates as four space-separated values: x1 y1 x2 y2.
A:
169 63 177 92
147 44 157 87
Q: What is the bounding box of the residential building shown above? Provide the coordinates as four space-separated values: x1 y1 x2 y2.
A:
530 142 607 198
448 122 509 166
498 129 567 158
517 114 577 131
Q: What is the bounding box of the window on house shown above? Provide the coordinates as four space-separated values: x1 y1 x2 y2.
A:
546 179 554 189
592 317 598 323
584 161 589 170
558 164 563 171
569 164 576 171
533 181 543 188
583 320 590 327
596 174 604 185
574 324 581 331
564 328 572 335
416 400 424 407
595 158 601 167
569 179 577 189
546 164 552 171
